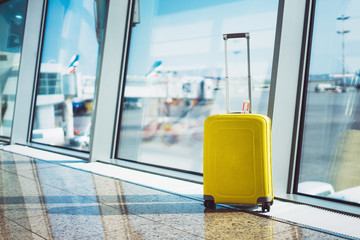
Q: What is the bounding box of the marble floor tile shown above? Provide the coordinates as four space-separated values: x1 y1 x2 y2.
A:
0 150 350 240
88 216 204 240
0 218 45 240
0 155 60 182
274 224 347 239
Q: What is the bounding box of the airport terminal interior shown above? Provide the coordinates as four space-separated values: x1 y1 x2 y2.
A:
1 0 360 239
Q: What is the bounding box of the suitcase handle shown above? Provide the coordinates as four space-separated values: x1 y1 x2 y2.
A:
223 33 252 114
223 33 249 39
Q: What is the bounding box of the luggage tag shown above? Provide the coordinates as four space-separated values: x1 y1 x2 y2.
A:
230 100 250 114
241 100 250 114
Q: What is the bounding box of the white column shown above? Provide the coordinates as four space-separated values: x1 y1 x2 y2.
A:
89 0 131 162
268 0 311 196
11 0 45 145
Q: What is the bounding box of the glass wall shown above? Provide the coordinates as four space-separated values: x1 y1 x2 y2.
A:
117 0 278 173
297 0 360 204
0 0 27 138
31 0 108 151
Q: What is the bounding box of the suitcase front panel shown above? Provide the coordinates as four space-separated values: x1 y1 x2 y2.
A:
203 114 272 205
215 127 256 197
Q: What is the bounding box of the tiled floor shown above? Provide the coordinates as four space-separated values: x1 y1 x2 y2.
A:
0 150 347 239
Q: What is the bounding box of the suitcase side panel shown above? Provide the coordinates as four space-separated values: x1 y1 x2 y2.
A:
203 114 273 205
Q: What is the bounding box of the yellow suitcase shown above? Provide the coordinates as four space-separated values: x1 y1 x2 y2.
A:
203 33 273 212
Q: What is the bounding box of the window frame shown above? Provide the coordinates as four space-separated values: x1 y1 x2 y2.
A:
89 0 132 162
9 0 360 215
268 0 310 197
0 0 29 141
11 0 45 146
292 0 360 209
273 0 360 215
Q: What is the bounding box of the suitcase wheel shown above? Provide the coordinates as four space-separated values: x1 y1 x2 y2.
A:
261 202 271 212
204 200 216 209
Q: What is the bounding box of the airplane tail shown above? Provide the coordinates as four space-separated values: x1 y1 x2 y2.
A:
146 61 162 77
65 54 79 74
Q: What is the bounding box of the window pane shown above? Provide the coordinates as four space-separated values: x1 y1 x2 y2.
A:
31 0 107 151
117 0 278 173
298 0 360 204
0 0 27 137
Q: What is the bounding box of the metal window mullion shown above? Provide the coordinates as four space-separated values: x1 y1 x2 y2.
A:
288 0 317 194
89 0 130 162
268 0 308 197
10 0 45 145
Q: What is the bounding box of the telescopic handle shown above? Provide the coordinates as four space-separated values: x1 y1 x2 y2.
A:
223 33 249 40
223 33 252 114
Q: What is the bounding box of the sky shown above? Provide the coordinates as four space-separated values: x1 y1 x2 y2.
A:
310 0 360 75
40 0 99 76
127 0 278 81
38 0 360 78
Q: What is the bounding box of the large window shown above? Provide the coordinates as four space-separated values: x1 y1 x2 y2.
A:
31 0 107 151
297 0 360 205
117 0 278 173
0 0 27 138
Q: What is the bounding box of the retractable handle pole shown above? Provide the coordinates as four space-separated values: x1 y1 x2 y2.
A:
223 33 252 114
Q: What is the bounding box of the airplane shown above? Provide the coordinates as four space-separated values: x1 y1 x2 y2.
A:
146 61 162 76
64 54 79 74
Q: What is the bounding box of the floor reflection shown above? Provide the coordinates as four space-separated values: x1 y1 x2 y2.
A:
0 150 345 239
